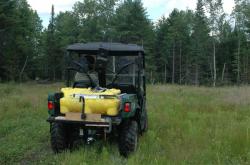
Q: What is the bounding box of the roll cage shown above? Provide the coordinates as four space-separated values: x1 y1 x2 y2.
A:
65 42 146 105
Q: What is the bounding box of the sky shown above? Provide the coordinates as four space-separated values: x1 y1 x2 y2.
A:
27 0 235 28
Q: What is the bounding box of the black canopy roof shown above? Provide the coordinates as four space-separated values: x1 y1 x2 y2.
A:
66 42 144 56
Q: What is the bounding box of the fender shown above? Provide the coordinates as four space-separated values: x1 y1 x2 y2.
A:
119 94 140 118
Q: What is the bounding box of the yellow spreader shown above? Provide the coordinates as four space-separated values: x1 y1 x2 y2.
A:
60 88 121 116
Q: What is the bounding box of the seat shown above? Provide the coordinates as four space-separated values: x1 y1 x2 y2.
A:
107 83 136 94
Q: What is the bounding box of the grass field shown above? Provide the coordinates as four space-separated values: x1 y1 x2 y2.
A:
1 83 250 165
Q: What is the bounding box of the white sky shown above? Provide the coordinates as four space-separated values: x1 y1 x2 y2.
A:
27 0 235 27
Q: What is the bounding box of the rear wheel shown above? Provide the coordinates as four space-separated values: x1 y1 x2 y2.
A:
118 120 138 157
51 123 68 153
51 123 80 153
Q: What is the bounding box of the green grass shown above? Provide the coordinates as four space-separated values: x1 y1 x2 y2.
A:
1 83 250 164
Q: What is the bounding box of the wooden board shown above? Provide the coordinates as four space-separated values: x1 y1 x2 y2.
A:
65 112 103 122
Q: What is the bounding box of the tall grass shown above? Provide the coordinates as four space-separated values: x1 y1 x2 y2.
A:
0 84 250 164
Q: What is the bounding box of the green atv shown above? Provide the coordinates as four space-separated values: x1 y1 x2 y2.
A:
47 42 148 157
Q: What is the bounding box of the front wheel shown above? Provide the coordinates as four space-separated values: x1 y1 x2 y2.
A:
140 109 148 133
118 120 139 157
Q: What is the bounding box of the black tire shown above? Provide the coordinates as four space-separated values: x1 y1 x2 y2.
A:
118 120 139 157
141 109 148 132
69 126 81 150
51 123 68 153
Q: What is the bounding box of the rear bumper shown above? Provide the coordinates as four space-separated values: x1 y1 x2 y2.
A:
47 116 121 127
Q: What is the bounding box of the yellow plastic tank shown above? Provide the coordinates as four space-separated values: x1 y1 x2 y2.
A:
60 88 121 116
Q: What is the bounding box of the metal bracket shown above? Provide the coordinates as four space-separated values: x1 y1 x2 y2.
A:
79 96 86 119
104 118 112 133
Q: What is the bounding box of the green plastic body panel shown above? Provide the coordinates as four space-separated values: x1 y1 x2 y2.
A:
48 93 55 116
119 94 139 118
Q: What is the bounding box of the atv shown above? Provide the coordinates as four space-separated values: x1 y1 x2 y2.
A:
47 42 148 157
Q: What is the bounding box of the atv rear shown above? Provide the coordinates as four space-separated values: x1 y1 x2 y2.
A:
46 42 147 156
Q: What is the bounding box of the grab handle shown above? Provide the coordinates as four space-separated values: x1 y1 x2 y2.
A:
79 96 86 119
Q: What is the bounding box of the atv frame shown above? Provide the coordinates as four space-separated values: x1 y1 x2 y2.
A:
47 42 148 156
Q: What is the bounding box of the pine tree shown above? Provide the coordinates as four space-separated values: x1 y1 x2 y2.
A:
232 0 249 84
0 0 42 81
0 0 17 80
45 5 58 80
191 0 210 85
113 0 155 76
205 0 225 86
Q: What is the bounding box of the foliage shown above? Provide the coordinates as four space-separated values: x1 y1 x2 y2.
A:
0 0 250 85
0 0 42 81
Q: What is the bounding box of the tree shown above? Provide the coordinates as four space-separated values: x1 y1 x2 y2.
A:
154 9 195 84
246 3 250 36
54 11 79 47
73 0 118 42
0 0 17 80
205 0 225 86
216 21 234 83
232 0 249 84
113 0 155 76
0 0 42 81
191 0 210 85
45 5 61 80
154 16 169 83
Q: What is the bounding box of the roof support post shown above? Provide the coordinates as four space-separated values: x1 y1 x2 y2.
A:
97 48 108 87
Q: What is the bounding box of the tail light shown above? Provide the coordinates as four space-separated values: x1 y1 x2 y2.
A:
48 101 54 110
124 102 131 112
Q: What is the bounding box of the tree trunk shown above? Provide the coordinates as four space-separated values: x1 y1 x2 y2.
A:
179 41 182 84
185 65 189 85
222 63 226 82
213 40 216 87
247 42 249 83
237 39 241 84
19 56 28 83
150 71 153 85
53 68 56 82
172 41 175 84
164 62 167 84
247 54 249 83
210 63 213 82
195 64 199 86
